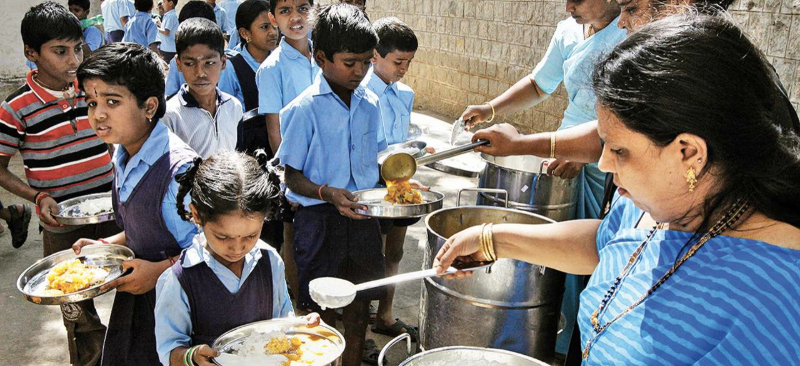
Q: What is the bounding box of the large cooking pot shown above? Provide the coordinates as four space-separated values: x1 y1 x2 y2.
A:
420 202 566 362
379 334 550 366
478 154 579 221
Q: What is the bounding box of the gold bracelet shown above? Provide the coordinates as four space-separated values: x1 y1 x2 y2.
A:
485 102 496 123
479 223 488 260
486 223 496 261
550 132 556 159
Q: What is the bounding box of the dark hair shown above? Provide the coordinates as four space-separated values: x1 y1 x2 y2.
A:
166 0 178 6
67 0 91 12
270 0 314 15
593 14 800 236
175 150 282 223
178 1 215 23
21 1 83 53
311 3 377 62
77 43 167 121
236 0 272 46
135 0 154 12
175 18 225 57
373 17 418 58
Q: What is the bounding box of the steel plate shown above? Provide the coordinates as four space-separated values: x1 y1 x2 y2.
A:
53 192 115 226
353 189 444 218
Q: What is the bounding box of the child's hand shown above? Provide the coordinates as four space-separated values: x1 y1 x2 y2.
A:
304 313 321 328
102 259 163 295
37 195 61 227
321 187 367 220
424 147 436 154
409 179 430 191
192 345 220 366
72 238 106 255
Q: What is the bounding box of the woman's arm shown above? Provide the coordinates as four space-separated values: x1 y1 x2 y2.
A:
460 76 549 126
472 120 603 163
435 219 602 276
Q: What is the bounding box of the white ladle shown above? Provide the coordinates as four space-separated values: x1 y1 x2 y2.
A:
309 262 491 310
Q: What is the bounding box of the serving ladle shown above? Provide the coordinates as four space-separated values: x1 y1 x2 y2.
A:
309 261 492 310
380 140 490 182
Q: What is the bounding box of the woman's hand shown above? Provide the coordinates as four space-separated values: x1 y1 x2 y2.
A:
37 196 61 226
459 103 493 129
546 159 584 179
471 123 522 157
102 259 165 295
304 312 321 328
321 187 367 220
191 345 220 366
433 225 490 279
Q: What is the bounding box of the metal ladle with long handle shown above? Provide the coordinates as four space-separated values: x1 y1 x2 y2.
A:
380 140 490 182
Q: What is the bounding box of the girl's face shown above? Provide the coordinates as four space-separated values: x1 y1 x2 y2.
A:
84 78 156 156
242 11 280 53
198 209 265 266
269 0 312 41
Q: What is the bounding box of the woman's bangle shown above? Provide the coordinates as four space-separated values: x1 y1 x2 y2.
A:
549 132 556 159
485 102 496 123
318 183 329 201
183 346 197 366
486 223 496 261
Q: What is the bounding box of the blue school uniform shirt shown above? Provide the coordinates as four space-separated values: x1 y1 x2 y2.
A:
277 74 387 207
218 47 261 111
114 122 196 247
154 235 293 364
165 57 184 97
213 5 234 36
220 0 242 49
579 197 800 365
362 68 415 145
255 38 320 115
157 9 178 53
84 26 104 52
122 11 159 47
102 0 133 33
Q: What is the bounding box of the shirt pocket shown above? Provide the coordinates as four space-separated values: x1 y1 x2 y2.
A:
360 130 379 168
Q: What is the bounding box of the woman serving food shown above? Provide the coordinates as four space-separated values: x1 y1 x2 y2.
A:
435 14 800 364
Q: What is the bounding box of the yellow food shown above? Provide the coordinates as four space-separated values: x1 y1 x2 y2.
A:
385 180 423 205
265 334 334 366
46 259 109 294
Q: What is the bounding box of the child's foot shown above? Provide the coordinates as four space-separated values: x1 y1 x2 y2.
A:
371 318 418 342
362 338 382 365
8 204 32 249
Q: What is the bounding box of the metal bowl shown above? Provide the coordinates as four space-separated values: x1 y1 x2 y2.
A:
378 140 427 164
353 188 444 218
17 244 134 305
212 318 345 366
53 192 115 226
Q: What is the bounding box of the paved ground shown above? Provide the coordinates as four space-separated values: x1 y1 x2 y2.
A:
0 109 541 365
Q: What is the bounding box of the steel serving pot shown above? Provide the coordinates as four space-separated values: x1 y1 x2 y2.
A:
379 334 550 366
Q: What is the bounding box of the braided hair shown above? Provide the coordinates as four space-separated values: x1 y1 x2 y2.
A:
175 150 282 224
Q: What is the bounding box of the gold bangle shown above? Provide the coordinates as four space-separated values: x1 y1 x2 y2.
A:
485 102 496 123
486 223 496 261
479 223 489 260
550 132 556 159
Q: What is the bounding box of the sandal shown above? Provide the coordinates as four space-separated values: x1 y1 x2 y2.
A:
362 338 384 365
8 204 31 249
371 318 418 342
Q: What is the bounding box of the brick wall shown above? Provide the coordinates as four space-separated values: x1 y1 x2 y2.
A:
321 0 799 134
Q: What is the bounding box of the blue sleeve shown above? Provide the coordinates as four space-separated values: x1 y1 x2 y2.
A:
218 60 244 109
276 104 312 171
268 248 295 318
165 58 182 96
531 23 566 95
84 27 104 51
162 162 198 248
154 266 193 365
147 19 159 45
256 63 284 114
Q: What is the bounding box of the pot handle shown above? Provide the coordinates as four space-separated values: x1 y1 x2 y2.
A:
536 159 556 190
378 333 413 366
457 188 508 208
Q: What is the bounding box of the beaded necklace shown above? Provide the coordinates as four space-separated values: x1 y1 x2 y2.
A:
582 197 751 360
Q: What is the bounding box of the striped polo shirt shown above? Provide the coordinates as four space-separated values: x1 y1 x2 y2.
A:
0 71 114 203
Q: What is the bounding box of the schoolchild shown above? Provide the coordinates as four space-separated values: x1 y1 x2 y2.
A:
122 0 161 53
102 0 134 43
161 18 242 158
277 4 384 365
73 42 199 365
154 150 320 365
157 0 179 61
360 16 422 340
205 0 235 41
164 1 216 97
220 0 244 49
0 3 115 364
68 0 105 55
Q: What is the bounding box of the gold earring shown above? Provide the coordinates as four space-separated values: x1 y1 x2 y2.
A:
686 167 697 192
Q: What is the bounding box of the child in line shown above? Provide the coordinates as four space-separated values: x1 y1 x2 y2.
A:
277 4 385 365
220 0 244 49
68 0 105 55
73 42 199 365
122 0 161 54
162 18 242 158
154 150 320 365
156 0 179 61
102 0 134 43
2 3 116 364
361 16 421 341
205 0 235 41
164 1 217 96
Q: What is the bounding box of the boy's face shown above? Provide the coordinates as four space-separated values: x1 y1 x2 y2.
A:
340 0 365 11
163 0 175 11
84 78 157 150
176 44 226 99
68 5 90 20
25 38 84 88
269 0 312 41
372 49 416 84
316 50 373 91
